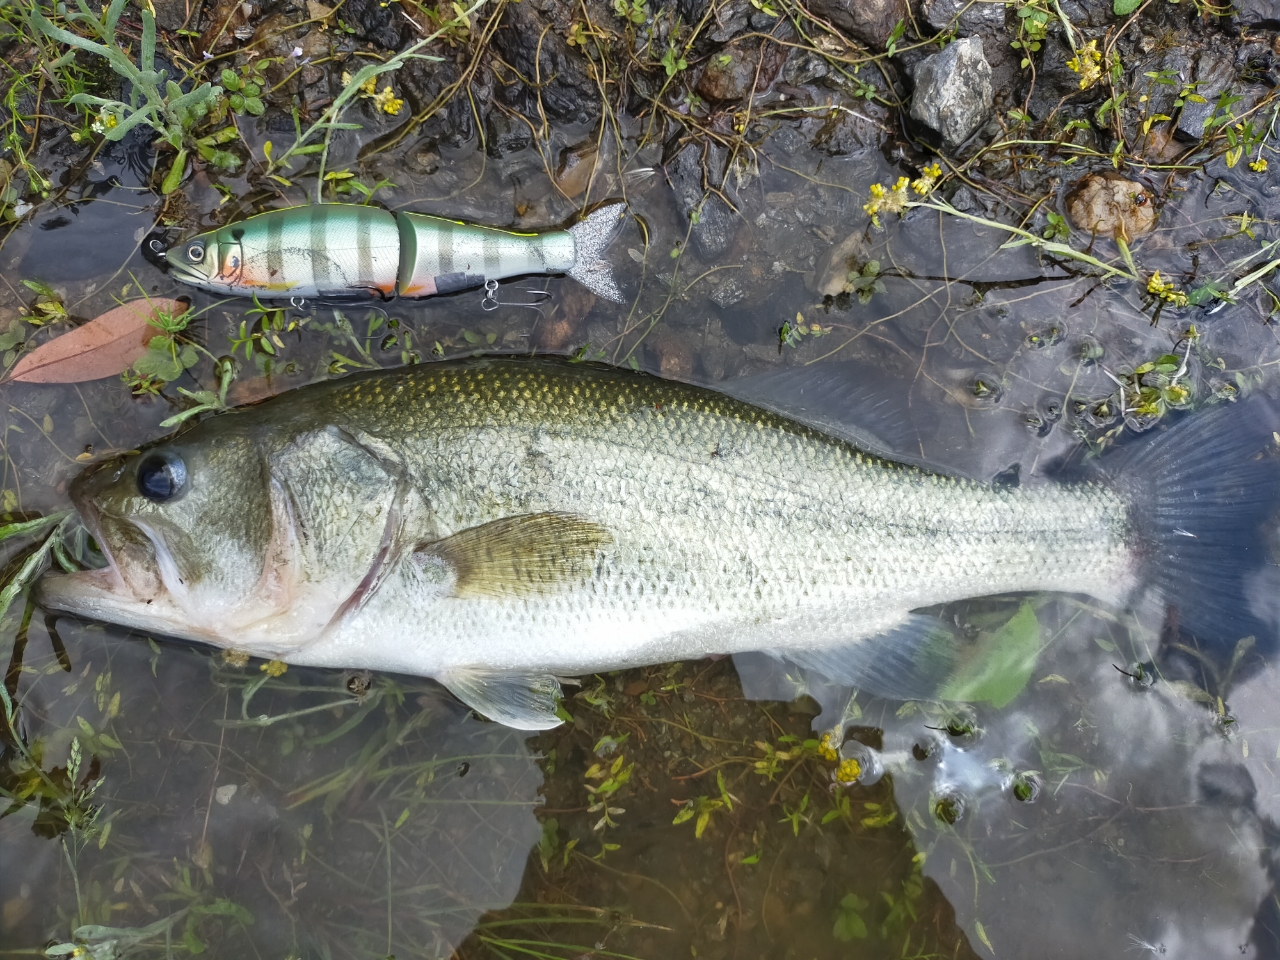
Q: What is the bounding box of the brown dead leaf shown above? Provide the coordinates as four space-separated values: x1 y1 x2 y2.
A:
7 298 185 384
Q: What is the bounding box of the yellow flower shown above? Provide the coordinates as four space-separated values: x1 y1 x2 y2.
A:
221 648 250 667
340 72 404 115
818 731 840 761
260 659 288 677
1066 39 1103 90
341 71 379 96
1147 270 1188 307
1249 157 1268 172
372 85 404 115
863 176 912 227
836 757 862 783
912 161 942 195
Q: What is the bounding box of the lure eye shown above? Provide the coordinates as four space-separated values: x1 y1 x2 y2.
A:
136 452 187 503
186 241 206 263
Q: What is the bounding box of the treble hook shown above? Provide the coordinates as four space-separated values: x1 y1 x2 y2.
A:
480 278 553 312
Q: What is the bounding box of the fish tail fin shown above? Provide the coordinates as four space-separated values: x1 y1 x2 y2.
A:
1107 394 1280 650
567 202 628 303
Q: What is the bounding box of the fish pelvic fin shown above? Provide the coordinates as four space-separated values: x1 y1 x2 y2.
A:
567 202 628 303
439 669 565 729
1107 393 1280 651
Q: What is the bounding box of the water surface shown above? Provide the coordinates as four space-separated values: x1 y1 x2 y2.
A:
3 89 1280 960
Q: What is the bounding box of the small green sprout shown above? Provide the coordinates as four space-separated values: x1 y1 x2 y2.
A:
832 893 869 941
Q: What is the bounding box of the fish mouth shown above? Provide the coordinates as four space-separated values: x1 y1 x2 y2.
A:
35 529 193 638
165 257 216 288
35 476 174 630
67 476 128 594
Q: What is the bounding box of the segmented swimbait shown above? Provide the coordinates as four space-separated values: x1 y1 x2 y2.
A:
164 202 627 302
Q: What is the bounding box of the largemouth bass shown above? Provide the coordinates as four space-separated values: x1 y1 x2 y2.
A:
163 203 626 302
36 358 1280 728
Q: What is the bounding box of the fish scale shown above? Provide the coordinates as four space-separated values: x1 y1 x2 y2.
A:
277 362 1134 677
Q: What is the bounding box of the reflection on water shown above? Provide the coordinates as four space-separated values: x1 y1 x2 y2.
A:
740 595 1275 958
3 87 1280 960
3 617 541 958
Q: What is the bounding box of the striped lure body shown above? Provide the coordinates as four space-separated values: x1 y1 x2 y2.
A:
165 202 626 302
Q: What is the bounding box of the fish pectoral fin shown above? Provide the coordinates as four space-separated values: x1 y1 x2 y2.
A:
739 613 968 704
440 669 565 729
419 512 611 599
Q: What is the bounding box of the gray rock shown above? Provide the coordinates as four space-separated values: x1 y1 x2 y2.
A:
1233 0 1280 28
809 101 888 156
152 0 200 31
1055 0 1115 27
491 2 601 125
805 0 908 51
695 38 788 102
667 142 741 260
919 0 1004 33
809 232 866 297
342 0 410 50
709 276 747 309
707 0 751 43
909 37 993 147
1176 47 1237 143
484 113 532 159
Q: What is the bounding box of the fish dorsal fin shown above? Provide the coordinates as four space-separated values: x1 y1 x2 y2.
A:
722 362 977 479
440 669 564 729
420 512 612 599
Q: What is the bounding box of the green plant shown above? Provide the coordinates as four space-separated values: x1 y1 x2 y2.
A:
31 0 223 192
1042 211 1070 241
660 43 687 77
846 259 885 304
158 357 236 428
671 770 736 838
613 0 648 24
323 168 397 202
260 2 483 194
831 893 869 941
221 62 270 117
779 312 831 349
129 304 199 384
1010 0 1051 68
883 18 905 58
779 791 811 835
584 752 633 830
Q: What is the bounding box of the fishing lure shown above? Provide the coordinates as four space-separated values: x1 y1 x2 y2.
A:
163 202 627 303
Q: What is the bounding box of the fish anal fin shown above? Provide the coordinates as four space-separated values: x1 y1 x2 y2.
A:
420 512 611 600
737 613 966 706
737 605 1042 716
440 669 564 729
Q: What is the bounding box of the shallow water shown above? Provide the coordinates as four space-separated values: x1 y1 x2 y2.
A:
4 96 1280 960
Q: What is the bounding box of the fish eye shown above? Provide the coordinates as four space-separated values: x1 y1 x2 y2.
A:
186 241 206 263
136 452 188 503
